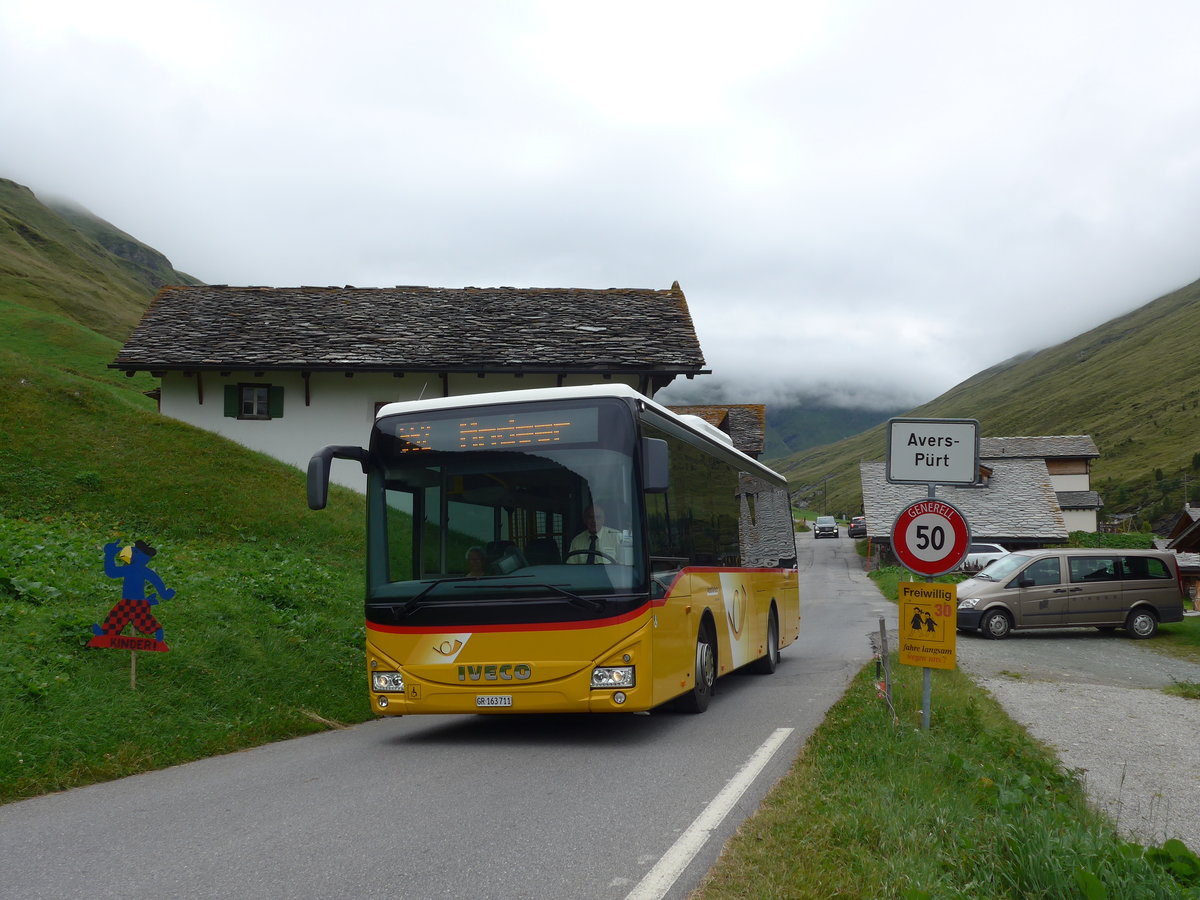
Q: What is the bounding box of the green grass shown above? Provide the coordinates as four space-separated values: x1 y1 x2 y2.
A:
696 658 1200 899
702 565 1200 894
870 565 966 597
0 294 374 804
0 517 369 801
1156 615 1200 665
1164 680 1200 700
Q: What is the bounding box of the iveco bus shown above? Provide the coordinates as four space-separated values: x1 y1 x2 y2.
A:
307 384 799 714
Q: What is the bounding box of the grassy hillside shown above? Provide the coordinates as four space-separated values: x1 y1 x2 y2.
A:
777 277 1200 528
0 178 199 340
762 402 901 462
0 181 373 802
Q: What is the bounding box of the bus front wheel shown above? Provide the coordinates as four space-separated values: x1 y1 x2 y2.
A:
678 621 716 713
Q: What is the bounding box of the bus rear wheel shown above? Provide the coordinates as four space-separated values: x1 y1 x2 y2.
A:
678 621 716 713
750 607 780 674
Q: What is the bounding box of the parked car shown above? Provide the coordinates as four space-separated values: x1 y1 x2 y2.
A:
956 548 1186 639
814 516 838 538
847 516 867 538
960 542 1009 571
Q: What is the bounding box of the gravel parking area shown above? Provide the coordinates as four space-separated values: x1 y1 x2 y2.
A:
953 624 1200 850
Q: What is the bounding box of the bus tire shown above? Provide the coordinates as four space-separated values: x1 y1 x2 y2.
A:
678 619 717 713
750 606 780 675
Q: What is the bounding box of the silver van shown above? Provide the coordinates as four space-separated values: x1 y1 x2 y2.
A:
956 548 1186 639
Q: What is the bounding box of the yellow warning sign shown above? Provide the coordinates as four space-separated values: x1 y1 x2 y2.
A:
898 582 957 670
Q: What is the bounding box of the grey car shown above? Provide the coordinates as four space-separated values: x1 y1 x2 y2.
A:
957 548 1186 639
814 516 838 538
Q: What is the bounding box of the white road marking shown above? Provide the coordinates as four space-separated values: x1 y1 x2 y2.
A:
624 726 795 900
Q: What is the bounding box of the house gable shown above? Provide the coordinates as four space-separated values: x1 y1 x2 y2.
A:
980 434 1102 528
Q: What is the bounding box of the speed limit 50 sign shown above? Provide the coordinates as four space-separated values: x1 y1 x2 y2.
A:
890 499 971 577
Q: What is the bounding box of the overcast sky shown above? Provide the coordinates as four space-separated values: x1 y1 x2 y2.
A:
4 1 1200 409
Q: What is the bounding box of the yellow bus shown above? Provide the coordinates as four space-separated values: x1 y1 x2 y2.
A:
307 384 799 715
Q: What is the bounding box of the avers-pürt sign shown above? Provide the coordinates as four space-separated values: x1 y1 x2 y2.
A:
886 417 980 485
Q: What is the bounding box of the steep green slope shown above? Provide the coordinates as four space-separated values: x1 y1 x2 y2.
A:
778 277 1200 527
0 178 198 340
0 180 373 802
762 403 902 462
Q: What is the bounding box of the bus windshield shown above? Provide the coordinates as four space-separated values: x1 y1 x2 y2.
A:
366 397 647 622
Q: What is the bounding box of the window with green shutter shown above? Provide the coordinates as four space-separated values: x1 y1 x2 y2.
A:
224 384 284 420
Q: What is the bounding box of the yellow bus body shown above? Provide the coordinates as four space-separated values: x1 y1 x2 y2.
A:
367 567 799 715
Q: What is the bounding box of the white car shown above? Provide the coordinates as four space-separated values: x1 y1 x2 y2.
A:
961 542 1009 571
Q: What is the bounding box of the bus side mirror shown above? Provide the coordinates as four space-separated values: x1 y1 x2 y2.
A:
307 445 369 510
642 438 669 493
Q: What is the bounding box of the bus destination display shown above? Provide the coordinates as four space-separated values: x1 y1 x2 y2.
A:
390 407 600 452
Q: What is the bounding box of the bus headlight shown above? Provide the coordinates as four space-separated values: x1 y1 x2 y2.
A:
591 666 635 689
372 671 405 692
958 598 980 609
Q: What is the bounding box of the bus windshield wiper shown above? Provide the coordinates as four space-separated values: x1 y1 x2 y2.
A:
397 576 479 614
480 580 605 612
395 576 604 615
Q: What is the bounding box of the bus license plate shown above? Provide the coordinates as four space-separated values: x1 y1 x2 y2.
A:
476 695 512 708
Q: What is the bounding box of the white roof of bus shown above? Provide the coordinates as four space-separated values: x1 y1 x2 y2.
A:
375 383 786 484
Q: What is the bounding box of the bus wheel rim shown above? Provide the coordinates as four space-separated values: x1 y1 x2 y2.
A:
698 639 715 689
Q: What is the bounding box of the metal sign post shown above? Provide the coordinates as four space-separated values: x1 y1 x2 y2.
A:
886 419 978 729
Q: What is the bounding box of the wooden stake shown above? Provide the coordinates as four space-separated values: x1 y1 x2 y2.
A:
130 649 137 690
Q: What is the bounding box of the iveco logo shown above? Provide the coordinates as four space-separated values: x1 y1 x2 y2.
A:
458 664 532 682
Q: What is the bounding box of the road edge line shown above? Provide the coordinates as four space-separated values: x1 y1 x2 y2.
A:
624 726 795 900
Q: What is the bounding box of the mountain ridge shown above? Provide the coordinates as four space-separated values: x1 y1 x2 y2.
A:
776 275 1200 529
0 177 199 340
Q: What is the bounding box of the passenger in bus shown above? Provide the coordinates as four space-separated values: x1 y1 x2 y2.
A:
567 505 622 564
465 546 487 577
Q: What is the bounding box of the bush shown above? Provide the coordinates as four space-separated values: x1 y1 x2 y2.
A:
1067 531 1157 550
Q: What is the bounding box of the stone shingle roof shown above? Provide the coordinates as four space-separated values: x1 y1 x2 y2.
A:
860 459 1069 544
1056 490 1104 510
1167 513 1200 553
979 435 1099 459
1167 506 1200 542
111 283 707 377
667 404 766 458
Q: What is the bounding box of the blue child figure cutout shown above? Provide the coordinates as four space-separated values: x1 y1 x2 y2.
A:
92 540 176 644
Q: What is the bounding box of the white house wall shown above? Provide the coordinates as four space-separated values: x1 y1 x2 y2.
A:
1061 508 1098 533
1049 473 1091 491
160 370 642 492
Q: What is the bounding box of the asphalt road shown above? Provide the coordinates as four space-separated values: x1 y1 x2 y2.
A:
0 532 891 900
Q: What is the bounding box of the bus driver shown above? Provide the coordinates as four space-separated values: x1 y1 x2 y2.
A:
567 505 621 564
